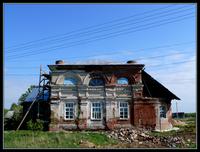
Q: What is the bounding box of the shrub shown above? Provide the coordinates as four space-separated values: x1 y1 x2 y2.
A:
4 104 23 130
185 113 196 118
27 119 44 131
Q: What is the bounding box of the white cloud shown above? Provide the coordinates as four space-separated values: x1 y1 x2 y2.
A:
83 50 134 62
74 59 114 64
4 48 196 113
167 52 185 61
145 54 196 113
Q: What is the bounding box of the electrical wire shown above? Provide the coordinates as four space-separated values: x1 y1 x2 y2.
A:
5 58 195 76
6 5 193 53
5 49 194 69
5 4 175 50
6 13 194 59
6 41 195 62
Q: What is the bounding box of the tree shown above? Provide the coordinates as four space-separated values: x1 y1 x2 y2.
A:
4 85 36 130
4 103 23 130
18 85 36 104
4 108 9 117
10 103 23 121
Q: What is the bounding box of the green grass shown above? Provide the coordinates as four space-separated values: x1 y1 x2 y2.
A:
4 130 118 148
174 117 196 134
148 117 196 148
149 117 196 137
148 130 178 137
4 117 196 148
174 117 196 123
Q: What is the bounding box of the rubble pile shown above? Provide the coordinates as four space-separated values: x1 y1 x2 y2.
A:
106 127 185 148
171 119 186 126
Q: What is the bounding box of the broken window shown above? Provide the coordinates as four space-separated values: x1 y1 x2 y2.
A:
91 102 102 120
117 77 129 85
64 78 77 85
65 102 74 120
89 78 104 86
119 102 128 119
160 106 166 118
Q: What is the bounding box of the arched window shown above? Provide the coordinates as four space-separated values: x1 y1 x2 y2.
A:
64 78 77 85
117 77 129 85
89 78 104 86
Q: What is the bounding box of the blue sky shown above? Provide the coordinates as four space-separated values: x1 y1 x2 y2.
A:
4 3 196 113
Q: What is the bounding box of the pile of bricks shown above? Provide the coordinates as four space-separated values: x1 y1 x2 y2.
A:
106 127 185 148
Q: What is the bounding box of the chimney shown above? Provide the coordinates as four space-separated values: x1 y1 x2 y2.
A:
55 60 64 65
127 60 137 64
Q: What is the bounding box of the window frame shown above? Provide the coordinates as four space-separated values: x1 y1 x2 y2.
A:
117 77 129 85
119 101 129 119
63 78 77 86
91 102 102 120
65 102 75 120
89 78 105 86
160 106 166 118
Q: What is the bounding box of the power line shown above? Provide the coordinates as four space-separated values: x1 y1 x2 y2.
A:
147 68 196 74
6 13 194 60
5 5 175 50
5 49 194 69
6 46 195 67
5 74 38 76
6 5 193 53
6 41 195 62
147 63 196 71
102 50 195 64
5 58 195 76
5 67 43 69
145 59 195 68
111 50 194 64
158 78 195 81
157 79 195 85
163 81 195 84
6 8 194 57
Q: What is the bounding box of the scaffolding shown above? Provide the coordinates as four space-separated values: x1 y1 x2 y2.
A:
16 65 50 131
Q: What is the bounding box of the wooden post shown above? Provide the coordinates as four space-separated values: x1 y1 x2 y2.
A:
176 101 178 119
159 107 161 131
37 65 42 119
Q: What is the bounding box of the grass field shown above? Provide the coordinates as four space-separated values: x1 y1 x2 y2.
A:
4 116 196 148
4 130 118 148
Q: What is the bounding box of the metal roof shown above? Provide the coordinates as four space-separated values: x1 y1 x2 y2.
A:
48 64 145 71
142 71 180 100
24 87 49 102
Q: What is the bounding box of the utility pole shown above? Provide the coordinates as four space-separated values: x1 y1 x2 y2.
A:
176 101 178 119
16 65 43 130
37 65 42 119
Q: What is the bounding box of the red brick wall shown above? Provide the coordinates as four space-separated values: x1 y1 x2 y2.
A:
106 118 131 130
133 102 156 129
106 118 117 129
108 70 141 85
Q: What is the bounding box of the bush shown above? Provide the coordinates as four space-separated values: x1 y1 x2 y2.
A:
4 104 23 130
185 113 196 118
26 119 44 131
